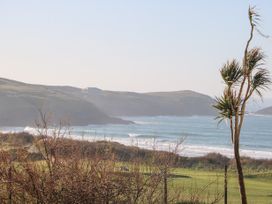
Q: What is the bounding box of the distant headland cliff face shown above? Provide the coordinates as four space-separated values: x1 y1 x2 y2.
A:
0 78 217 126
255 106 272 115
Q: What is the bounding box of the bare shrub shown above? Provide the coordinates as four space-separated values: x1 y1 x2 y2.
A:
0 113 224 204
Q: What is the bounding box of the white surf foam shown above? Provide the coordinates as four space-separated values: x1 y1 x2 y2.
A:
1 127 272 160
128 133 141 137
66 135 272 159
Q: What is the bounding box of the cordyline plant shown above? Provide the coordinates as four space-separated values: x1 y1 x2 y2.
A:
213 7 271 204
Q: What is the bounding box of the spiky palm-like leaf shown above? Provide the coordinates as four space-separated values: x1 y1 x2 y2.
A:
213 90 238 123
247 48 265 72
251 68 271 98
220 60 242 87
248 6 260 26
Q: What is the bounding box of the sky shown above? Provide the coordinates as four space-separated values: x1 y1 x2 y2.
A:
0 0 272 98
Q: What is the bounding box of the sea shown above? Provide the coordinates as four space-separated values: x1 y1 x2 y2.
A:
1 115 272 159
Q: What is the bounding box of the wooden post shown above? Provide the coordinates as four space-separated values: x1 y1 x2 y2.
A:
163 169 168 204
8 165 12 204
224 165 228 204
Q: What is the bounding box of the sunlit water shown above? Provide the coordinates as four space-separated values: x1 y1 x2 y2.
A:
1 115 272 159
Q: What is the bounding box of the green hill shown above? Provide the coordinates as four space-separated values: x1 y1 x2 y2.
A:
83 88 216 116
0 78 216 126
0 78 130 126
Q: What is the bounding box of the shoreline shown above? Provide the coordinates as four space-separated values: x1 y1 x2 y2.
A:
2 127 272 160
0 131 272 171
64 133 272 160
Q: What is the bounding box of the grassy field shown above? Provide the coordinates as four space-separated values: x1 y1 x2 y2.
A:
168 168 272 204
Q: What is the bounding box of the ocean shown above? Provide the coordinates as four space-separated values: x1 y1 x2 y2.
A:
2 115 272 159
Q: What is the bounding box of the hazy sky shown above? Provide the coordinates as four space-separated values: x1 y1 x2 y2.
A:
0 0 272 97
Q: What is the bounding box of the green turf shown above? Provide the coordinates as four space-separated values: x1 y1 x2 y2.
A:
168 168 272 204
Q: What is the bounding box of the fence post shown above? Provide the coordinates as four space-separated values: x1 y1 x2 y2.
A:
224 165 228 204
8 165 12 204
163 168 168 204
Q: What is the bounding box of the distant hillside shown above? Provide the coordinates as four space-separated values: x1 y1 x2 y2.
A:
247 98 272 112
83 88 216 116
256 106 272 115
0 78 130 126
0 78 216 126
